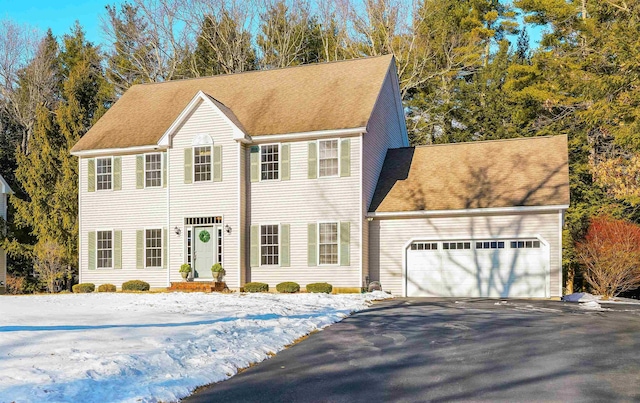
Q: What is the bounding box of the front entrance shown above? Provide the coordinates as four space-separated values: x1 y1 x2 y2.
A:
185 217 224 280
194 226 215 279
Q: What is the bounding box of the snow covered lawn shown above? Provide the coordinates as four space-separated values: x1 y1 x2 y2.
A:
0 291 390 403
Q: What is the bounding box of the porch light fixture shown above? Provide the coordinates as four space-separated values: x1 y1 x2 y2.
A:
225 224 232 235
174 226 181 236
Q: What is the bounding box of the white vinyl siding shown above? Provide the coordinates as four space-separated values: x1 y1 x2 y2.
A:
260 224 279 266
249 136 362 288
260 144 279 180
318 140 339 177
369 211 562 297
97 230 113 269
194 146 212 182
145 229 162 268
79 154 167 288
168 99 240 287
96 158 112 191
319 222 338 265
145 153 162 187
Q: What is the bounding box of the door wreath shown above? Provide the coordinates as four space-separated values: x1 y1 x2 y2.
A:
199 230 211 243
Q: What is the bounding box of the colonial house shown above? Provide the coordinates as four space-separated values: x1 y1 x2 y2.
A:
71 55 570 298
0 174 11 294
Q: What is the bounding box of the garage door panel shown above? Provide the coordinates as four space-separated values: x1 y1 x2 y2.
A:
407 239 547 298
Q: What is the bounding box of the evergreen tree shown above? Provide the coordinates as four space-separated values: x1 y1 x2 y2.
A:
11 24 113 290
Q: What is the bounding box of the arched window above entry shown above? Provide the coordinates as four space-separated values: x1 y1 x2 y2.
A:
192 133 213 146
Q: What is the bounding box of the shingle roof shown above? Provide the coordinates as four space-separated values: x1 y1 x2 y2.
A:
369 135 570 213
71 55 394 152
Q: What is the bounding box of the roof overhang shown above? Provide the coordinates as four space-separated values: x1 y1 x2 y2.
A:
71 145 166 157
367 204 570 219
249 127 366 143
158 90 250 147
0 174 12 194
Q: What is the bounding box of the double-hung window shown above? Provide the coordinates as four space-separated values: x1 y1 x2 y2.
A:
194 146 212 182
319 222 339 265
145 229 162 268
318 140 339 177
96 158 112 190
145 153 162 187
97 230 113 268
261 144 279 180
260 224 279 265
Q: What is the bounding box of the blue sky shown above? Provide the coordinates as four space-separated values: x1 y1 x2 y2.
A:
2 1 544 49
1 0 124 45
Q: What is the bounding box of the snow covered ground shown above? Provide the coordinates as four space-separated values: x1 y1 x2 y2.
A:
0 291 390 403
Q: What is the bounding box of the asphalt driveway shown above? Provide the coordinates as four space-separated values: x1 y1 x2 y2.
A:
184 298 640 402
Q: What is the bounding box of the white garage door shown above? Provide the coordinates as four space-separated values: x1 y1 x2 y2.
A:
407 239 548 297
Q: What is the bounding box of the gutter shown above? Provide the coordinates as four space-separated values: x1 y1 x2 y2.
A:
368 205 570 219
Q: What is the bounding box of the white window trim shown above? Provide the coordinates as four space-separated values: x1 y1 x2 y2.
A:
317 220 340 266
95 156 114 192
144 227 163 269
259 223 281 267
144 152 163 189
95 228 114 270
193 145 213 184
259 143 281 182
317 139 340 179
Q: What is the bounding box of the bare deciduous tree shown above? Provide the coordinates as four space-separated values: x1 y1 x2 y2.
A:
0 21 57 154
33 241 70 293
576 216 640 299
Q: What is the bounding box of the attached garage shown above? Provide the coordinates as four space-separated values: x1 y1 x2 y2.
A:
406 238 549 297
366 135 570 298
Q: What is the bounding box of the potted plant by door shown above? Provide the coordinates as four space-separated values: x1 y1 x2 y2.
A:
179 264 192 282
211 263 225 282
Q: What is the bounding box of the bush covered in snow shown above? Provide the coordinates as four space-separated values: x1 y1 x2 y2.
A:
97 283 117 293
72 283 95 293
243 282 269 292
122 280 150 292
276 282 300 293
306 282 333 294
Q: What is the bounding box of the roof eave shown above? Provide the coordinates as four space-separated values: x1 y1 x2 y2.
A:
367 204 570 219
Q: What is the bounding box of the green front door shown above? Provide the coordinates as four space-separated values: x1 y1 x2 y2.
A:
194 226 214 279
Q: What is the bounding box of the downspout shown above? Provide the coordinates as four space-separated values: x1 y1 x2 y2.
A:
166 148 171 287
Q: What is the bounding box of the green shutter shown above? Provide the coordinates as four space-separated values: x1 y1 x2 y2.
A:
88 231 96 270
308 142 317 179
213 145 222 182
162 152 167 188
114 230 122 269
136 230 144 269
136 155 144 189
281 144 290 181
113 157 122 191
250 146 260 182
184 148 193 184
340 222 350 266
281 224 290 267
250 225 259 267
163 228 168 269
340 139 351 177
308 223 317 266
87 159 95 192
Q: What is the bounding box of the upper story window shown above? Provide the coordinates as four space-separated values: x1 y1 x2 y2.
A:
319 222 339 265
319 139 339 177
261 224 279 265
145 153 162 187
194 146 212 182
261 144 279 180
97 230 113 268
96 158 112 190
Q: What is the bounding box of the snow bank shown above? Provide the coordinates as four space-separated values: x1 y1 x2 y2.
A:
562 292 599 302
0 292 391 403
